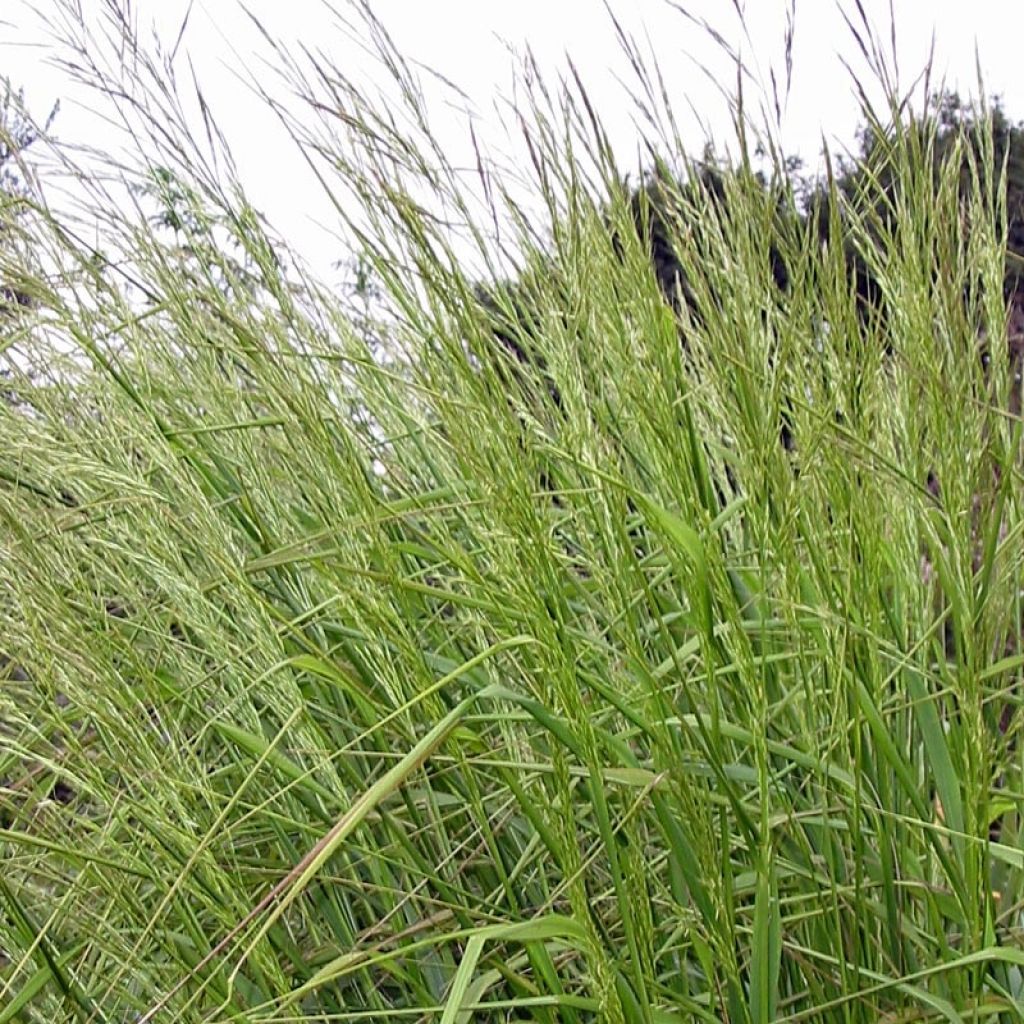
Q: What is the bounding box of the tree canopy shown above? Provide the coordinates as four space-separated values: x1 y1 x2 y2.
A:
478 89 1024 367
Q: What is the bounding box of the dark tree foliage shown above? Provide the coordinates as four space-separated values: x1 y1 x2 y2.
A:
625 159 796 320
0 82 59 689
824 95 1024 313
471 153 807 463
472 157 799 421
0 81 48 190
1 83 56 417
930 96 1024 409
472 274 563 418
475 90 1024 429
813 92 1024 418
0 80 56 315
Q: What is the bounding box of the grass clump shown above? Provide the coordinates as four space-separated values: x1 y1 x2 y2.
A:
2 3 1024 1021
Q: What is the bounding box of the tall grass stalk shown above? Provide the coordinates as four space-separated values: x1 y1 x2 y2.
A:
2 2 1023 1021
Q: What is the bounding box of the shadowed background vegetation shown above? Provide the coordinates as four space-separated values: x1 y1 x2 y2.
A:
3 3 1024 1022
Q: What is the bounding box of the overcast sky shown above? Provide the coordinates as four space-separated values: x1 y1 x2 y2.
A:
2 1 1023 280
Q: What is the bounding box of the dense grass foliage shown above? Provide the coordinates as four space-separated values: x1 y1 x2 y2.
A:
3 4 1024 1021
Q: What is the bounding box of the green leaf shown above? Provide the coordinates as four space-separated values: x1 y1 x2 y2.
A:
633 494 714 636
0 943 86 1024
441 916 590 1024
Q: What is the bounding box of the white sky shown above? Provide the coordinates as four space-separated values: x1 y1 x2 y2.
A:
2 1 1023 281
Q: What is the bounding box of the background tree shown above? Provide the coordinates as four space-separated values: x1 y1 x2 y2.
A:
474 89 1024 440
0 79 57 412
0 79 56 313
